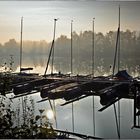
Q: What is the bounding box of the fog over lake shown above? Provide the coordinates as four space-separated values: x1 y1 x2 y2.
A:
1 0 140 138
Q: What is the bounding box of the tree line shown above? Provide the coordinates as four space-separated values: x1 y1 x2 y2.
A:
0 29 140 74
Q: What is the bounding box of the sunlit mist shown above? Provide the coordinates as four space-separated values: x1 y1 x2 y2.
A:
15 65 58 75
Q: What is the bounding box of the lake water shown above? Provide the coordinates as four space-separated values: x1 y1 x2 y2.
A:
6 59 140 139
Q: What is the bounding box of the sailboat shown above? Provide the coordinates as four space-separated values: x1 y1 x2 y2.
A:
17 17 38 77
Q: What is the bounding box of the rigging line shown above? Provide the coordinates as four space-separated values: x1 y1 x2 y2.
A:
51 46 54 74
51 19 58 74
44 19 58 76
117 28 120 72
118 5 120 72
112 27 119 76
113 103 120 139
44 40 54 76
72 102 75 132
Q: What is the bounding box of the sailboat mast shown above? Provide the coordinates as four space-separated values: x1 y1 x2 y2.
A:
20 17 23 73
112 6 121 138
118 5 120 72
112 6 121 76
92 18 95 76
70 20 75 133
71 20 73 74
92 17 96 137
117 6 121 139
51 18 58 74
44 19 58 76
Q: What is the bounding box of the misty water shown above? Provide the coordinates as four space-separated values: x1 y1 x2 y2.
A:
5 55 140 139
1 1 140 138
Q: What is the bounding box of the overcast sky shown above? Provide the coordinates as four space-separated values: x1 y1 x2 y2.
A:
0 1 140 43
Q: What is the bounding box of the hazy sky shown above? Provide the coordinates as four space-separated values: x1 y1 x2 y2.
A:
0 1 140 44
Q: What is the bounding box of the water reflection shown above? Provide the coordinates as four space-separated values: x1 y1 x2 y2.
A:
7 62 140 138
